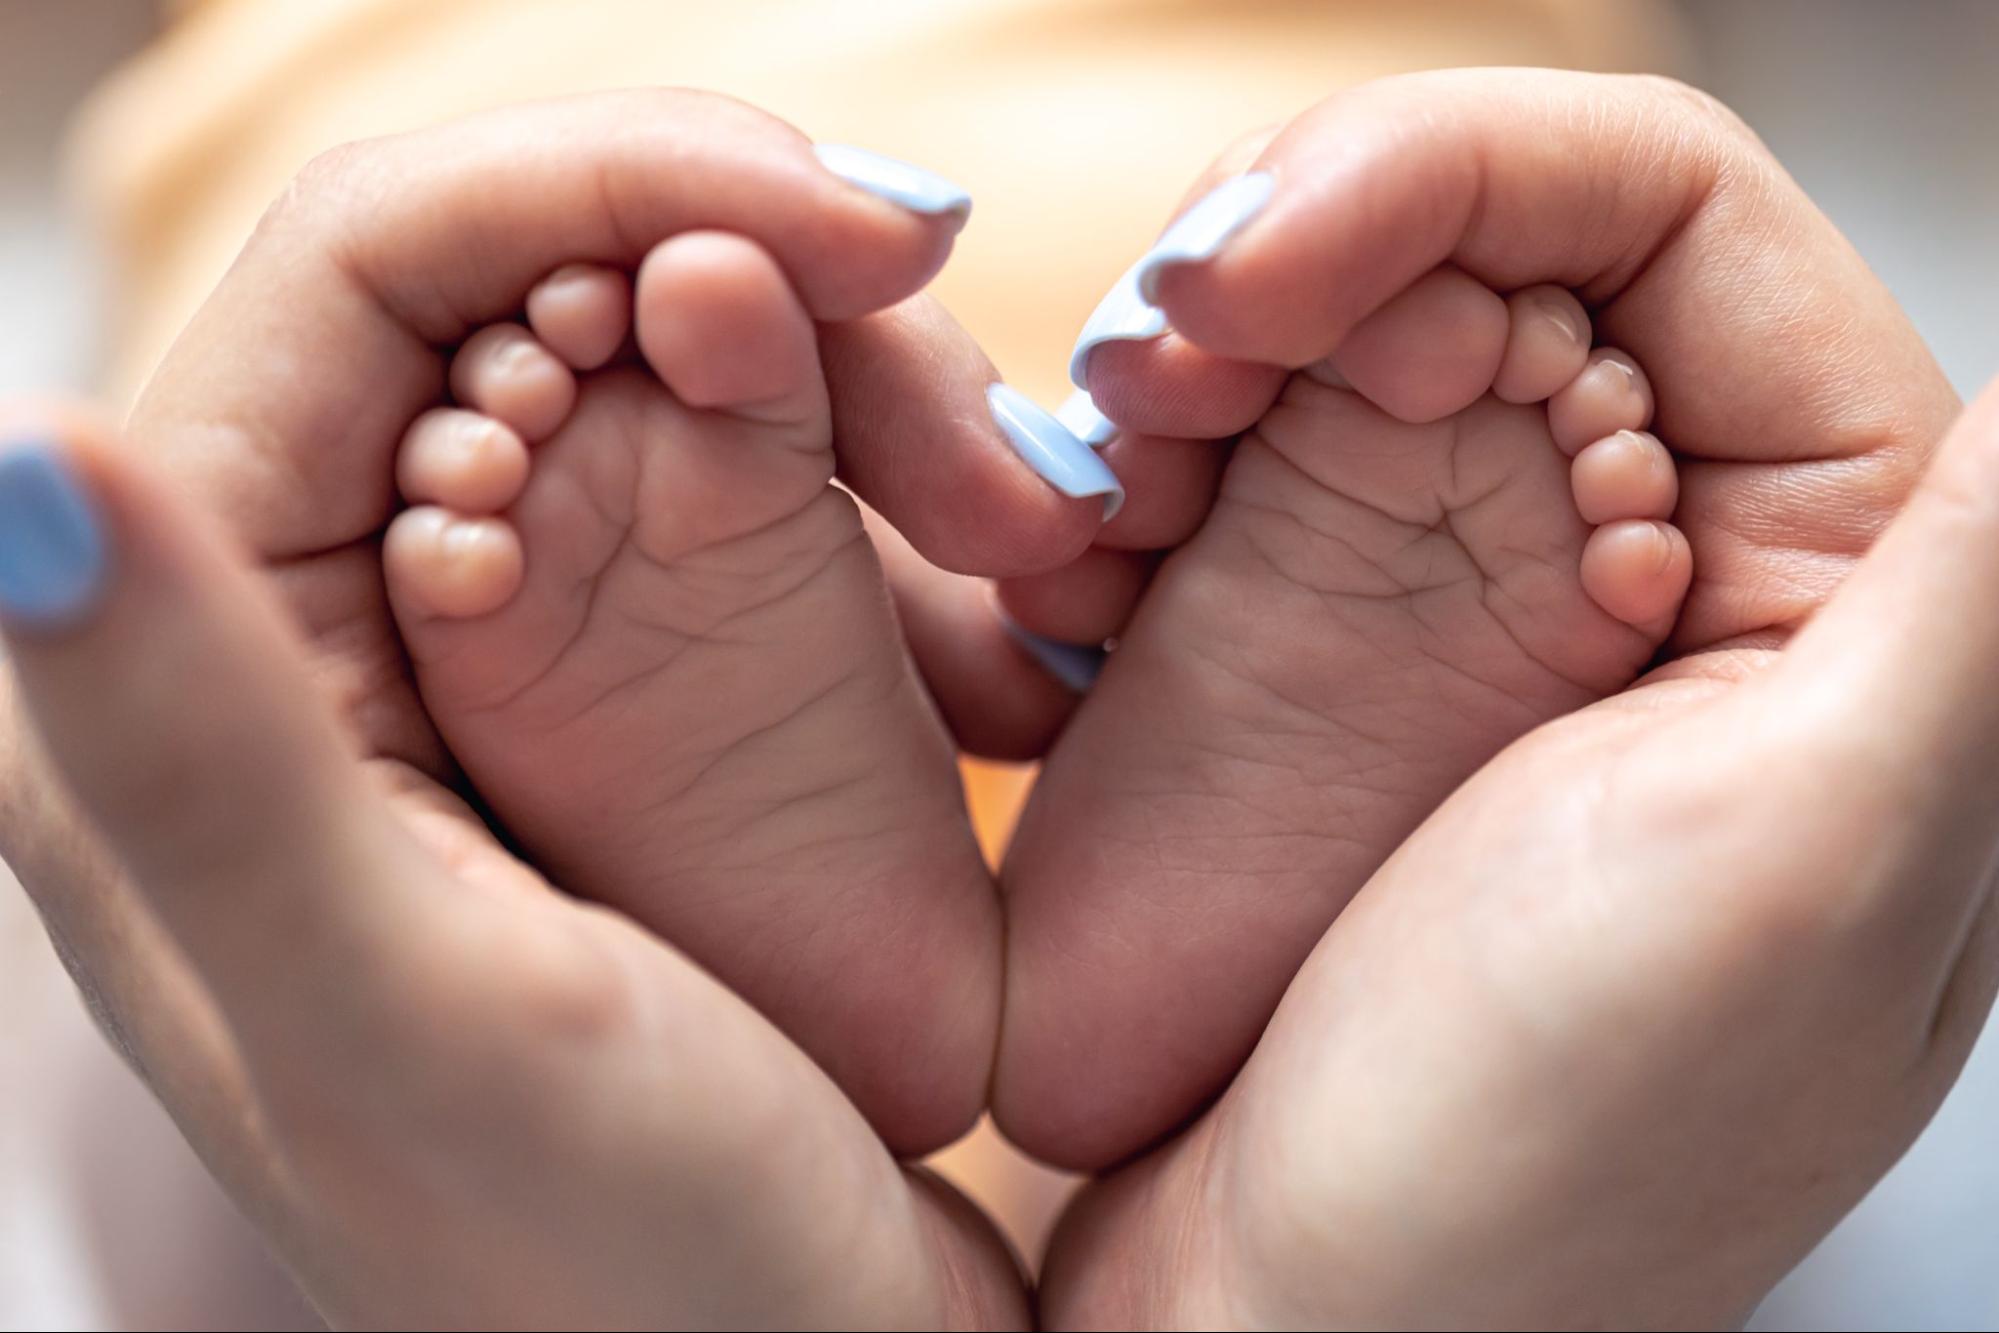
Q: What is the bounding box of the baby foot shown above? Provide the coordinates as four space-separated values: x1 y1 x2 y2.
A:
384 238 998 1153
998 283 1691 1166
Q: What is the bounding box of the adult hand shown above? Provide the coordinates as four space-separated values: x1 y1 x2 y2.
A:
1038 70 1982 1328
0 90 1054 1328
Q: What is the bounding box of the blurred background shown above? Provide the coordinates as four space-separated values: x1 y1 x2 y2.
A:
2 1 1995 1327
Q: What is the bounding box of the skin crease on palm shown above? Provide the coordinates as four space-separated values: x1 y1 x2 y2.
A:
0 70 1994 1333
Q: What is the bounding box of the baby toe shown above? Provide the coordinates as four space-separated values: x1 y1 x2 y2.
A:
1547 346 1654 456
635 230 825 436
1580 518 1692 632
1493 284 1592 404
396 408 531 514
1328 265 1509 424
449 323 577 443
1571 429 1678 524
384 505 525 621
526 263 633 371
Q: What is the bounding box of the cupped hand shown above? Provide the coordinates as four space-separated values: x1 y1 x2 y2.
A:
0 90 1059 1329
1034 70 1989 1328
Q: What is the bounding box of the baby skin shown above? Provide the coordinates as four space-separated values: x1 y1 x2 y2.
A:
380 236 1000 1154
1001 268 1691 1165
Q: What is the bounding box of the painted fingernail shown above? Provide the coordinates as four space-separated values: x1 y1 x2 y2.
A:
814 144 973 223
1002 617 1107 693
986 384 1124 520
1068 257 1169 389
1134 171 1276 303
0 442 107 628
1055 389 1119 447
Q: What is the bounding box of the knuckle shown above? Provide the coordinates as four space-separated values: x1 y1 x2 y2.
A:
258 137 392 250
1627 73 1761 148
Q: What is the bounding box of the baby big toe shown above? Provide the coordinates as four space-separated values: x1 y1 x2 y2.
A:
1328 265 1509 424
635 231 825 434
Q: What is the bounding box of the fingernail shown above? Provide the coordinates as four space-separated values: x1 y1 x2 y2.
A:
0 442 107 628
1055 389 1119 447
1002 617 1107 694
814 144 973 223
1068 257 1169 389
1134 171 1276 303
986 384 1124 521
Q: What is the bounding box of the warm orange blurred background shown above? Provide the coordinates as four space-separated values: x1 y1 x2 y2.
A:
2 2 1996 1328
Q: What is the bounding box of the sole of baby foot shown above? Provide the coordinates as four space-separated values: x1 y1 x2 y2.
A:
996 293 1691 1169
384 243 1000 1155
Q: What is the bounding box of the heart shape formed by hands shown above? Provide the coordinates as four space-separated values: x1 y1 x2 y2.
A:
1 72 1994 1332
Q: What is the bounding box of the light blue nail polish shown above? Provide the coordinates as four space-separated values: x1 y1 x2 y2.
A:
814 144 973 221
0 443 107 627
1003 618 1106 694
986 383 1124 521
1067 257 1169 389
1133 171 1276 303
1055 389 1119 447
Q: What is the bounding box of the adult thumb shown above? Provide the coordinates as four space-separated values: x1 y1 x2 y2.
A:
0 406 418 1038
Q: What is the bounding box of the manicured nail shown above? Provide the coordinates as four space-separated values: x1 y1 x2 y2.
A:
1068 257 1169 389
1055 389 1119 447
0 442 107 628
1133 171 1276 303
986 384 1124 520
814 144 973 222
1002 617 1107 693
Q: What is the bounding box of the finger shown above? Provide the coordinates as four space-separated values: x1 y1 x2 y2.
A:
825 296 1118 577
1080 336 1285 441
134 91 973 561
0 410 437 1053
861 507 1077 760
1144 68 1934 441
1069 124 1290 439
1094 429 1231 551
996 547 1154 645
